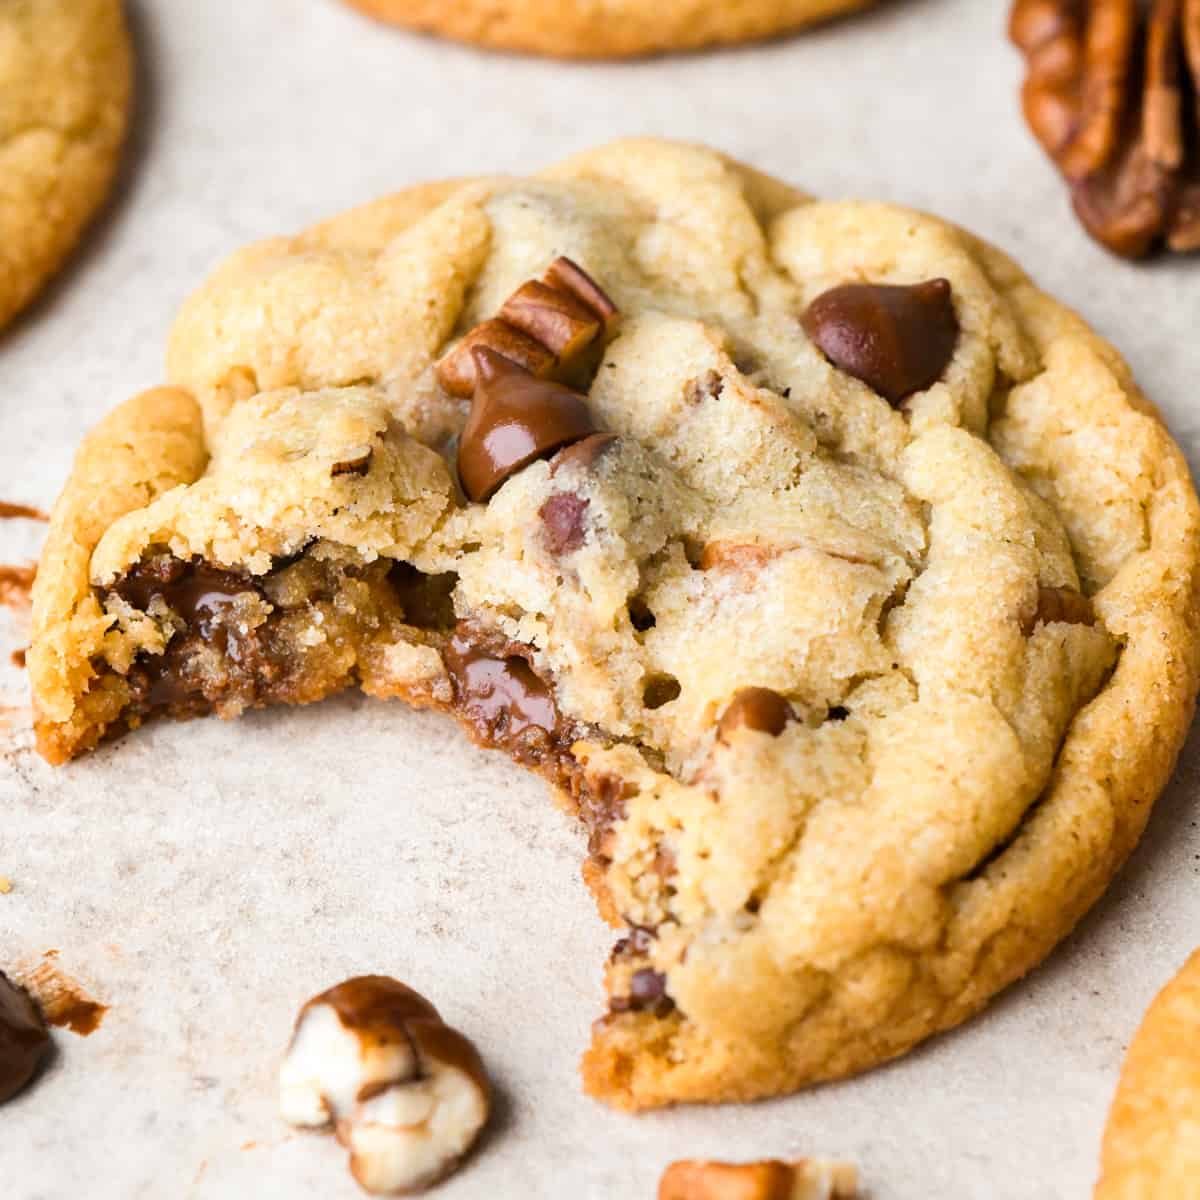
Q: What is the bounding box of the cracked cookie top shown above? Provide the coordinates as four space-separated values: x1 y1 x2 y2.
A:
0 0 132 329
29 139 1200 1110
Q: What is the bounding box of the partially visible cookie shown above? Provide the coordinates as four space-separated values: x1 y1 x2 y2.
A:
0 0 132 330
1096 949 1200 1198
339 0 877 58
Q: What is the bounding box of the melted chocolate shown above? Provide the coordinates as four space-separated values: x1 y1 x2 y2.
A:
0 972 49 1104
111 558 256 641
539 493 590 556
109 558 270 714
611 968 674 1017
297 976 489 1096
549 432 618 475
306 975 442 1039
443 628 561 758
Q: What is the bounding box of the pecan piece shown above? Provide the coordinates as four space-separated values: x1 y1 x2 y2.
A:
436 257 619 398
1011 0 1200 257
659 1158 858 1200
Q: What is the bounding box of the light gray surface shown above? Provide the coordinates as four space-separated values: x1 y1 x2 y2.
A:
1 1 1198 1196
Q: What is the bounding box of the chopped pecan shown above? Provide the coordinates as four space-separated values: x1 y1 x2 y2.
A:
1011 0 1200 257
658 1158 859 1200
436 257 619 398
435 318 556 399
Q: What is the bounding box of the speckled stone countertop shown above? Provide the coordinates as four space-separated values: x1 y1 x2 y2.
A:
1 2 1198 1196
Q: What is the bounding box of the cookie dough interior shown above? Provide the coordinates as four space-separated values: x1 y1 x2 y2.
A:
28 140 1200 1110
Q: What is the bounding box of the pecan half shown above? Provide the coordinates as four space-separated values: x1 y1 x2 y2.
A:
658 1158 858 1200
436 257 619 398
1011 0 1200 257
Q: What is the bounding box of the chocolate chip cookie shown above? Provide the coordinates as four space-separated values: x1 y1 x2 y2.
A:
0 0 132 330
339 0 877 58
30 140 1200 1109
1096 949 1200 1197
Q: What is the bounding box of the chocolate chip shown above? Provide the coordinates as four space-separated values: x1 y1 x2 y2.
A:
539 493 590 556
611 926 656 961
0 971 50 1104
629 969 667 1007
549 432 618 475
443 629 560 750
457 349 597 503
802 279 959 405
687 369 724 403
580 773 636 858
717 687 794 741
612 968 674 1017
826 705 849 722
643 674 681 710
628 597 656 632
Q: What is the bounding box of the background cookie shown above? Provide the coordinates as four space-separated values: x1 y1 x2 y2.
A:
1096 949 1200 1198
0 0 132 331
339 0 878 58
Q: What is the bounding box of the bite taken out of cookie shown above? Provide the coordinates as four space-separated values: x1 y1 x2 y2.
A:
29 139 1200 1111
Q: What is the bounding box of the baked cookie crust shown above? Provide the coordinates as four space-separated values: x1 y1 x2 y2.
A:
0 0 132 330
339 0 877 58
29 140 1200 1110
1096 949 1200 1198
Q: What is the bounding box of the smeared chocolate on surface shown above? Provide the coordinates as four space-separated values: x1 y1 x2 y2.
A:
0 564 36 610
21 953 108 1037
0 502 48 521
